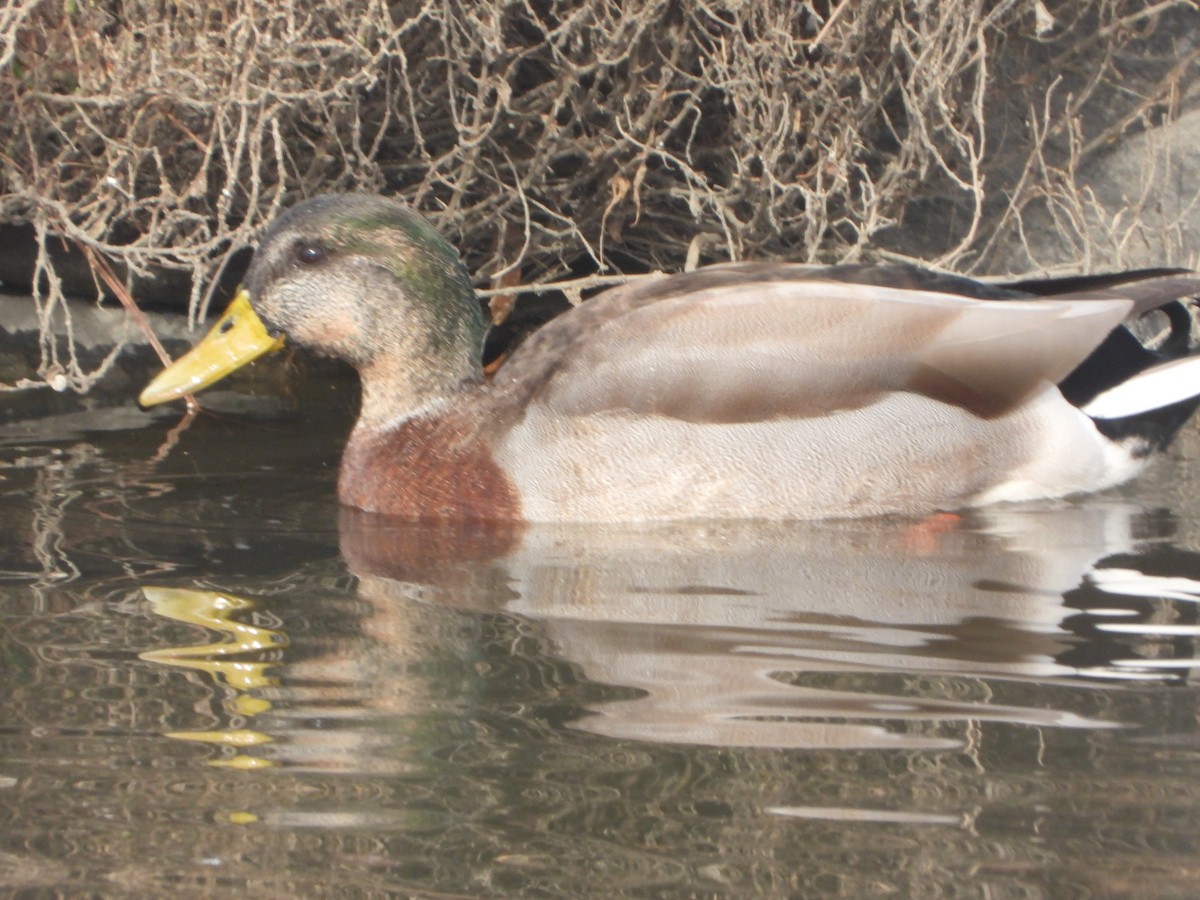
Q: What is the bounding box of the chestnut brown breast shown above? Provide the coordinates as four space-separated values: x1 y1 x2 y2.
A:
338 412 522 522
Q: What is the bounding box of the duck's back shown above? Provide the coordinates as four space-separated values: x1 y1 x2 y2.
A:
486 263 1190 521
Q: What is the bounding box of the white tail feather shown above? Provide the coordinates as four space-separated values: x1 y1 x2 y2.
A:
1082 355 1200 419
1089 567 1200 602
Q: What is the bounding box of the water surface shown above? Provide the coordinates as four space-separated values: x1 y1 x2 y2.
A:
2 374 1200 897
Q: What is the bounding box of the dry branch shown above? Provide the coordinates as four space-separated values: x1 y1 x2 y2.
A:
1 0 1197 392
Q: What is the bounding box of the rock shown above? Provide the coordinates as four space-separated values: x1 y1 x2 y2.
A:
989 108 1200 274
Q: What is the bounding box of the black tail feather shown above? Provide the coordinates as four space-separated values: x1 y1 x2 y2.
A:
1022 270 1200 451
1093 394 1200 455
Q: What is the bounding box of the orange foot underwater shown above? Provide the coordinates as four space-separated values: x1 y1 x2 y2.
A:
899 512 964 556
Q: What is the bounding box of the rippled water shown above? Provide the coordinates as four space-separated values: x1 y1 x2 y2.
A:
3 370 1200 897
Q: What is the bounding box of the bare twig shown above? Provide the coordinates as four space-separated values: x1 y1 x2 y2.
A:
1 0 1196 393
82 244 199 413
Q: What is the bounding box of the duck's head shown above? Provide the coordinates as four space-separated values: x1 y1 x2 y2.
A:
139 194 487 424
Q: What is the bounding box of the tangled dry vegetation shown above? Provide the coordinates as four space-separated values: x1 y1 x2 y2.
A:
1 0 1197 392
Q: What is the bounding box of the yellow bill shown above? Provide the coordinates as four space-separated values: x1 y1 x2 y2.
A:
139 289 285 407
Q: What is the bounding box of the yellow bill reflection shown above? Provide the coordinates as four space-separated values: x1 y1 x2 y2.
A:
141 587 288 768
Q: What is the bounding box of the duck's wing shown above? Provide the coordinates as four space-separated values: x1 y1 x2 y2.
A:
1001 267 1196 314
494 265 1133 423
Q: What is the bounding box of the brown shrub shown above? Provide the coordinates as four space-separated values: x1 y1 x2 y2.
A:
0 0 1196 391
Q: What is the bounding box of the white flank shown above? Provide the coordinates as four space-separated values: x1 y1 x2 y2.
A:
1082 355 1200 419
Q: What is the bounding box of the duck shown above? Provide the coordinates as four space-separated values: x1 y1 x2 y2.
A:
139 193 1200 523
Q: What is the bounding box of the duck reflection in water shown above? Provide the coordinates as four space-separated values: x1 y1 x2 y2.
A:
340 503 1200 751
144 501 1190 766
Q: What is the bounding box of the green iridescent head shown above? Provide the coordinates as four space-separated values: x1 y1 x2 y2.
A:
141 194 487 413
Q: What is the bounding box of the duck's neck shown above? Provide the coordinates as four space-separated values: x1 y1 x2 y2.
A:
354 351 482 435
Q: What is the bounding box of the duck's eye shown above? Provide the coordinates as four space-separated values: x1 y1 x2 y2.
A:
295 241 327 266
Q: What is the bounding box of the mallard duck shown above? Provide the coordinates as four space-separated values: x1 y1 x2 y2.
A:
140 194 1200 522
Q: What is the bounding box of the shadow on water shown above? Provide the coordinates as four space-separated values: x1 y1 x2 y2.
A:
2 388 1200 896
